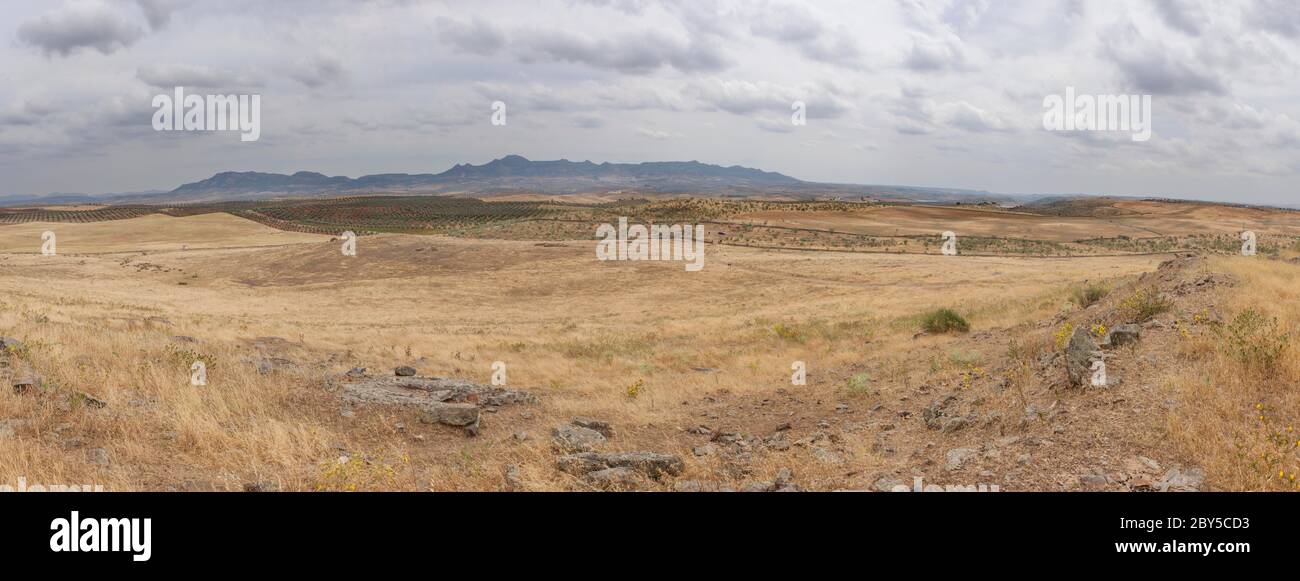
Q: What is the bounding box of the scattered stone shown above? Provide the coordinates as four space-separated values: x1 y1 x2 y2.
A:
570 416 615 438
394 366 417 377
584 467 648 490
1157 467 1205 492
812 446 845 465
86 448 110 466
675 480 724 492
1079 474 1108 489
512 431 529 442
419 402 480 428
873 476 904 492
551 424 607 452
1066 327 1101 388
504 464 525 491
945 447 978 471
75 392 107 409
692 443 718 457
0 419 26 439
940 416 969 434
244 482 279 492
1102 324 1141 348
556 451 684 480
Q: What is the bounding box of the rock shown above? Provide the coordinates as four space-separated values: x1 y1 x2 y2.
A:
584 467 648 490
551 424 607 452
419 402 480 427
1157 467 1205 492
1102 323 1141 348
570 416 615 438
873 476 905 492
1079 474 1108 489
243 481 279 492
0 419 26 439
394 366 417 377
1016 454 1031 465
504 464 525 491
512 431 529 442
340 409 355 418
945 447 978 471
940 416 969 434
1065 327 1101 388
11 369 41 394
556 451 684 479
812 447 845 465
86 448 110 465
674 480 723 492
692 443 717 457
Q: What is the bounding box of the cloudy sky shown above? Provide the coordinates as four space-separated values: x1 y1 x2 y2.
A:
1 0 1298 204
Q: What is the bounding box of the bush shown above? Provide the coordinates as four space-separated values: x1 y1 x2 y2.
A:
920 308 970 334
1119 288 1172 322
1071 283 1110 307
1215 308 1290 372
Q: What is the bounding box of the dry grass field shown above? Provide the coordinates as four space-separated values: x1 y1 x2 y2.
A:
1 202 1297 492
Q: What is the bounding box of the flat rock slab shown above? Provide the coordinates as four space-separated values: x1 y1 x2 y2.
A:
557 451 685 480
335 374 537 409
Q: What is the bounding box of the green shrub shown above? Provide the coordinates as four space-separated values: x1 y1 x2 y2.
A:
920 308 970 334
1216 308 1290 372
1071 283 1110 307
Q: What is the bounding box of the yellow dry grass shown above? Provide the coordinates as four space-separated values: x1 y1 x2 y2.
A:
1163 255 1300 491
0 213 1166 491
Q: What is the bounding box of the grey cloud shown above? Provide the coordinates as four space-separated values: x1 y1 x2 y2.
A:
18 3 145 57
289 54 345 88
749 2 862 67
518 29 731 74
1248 0 1300 38
435 16 507 56
136 64 260 89
1112 50 1225 95
135 0 184 30
1153 0 1207 36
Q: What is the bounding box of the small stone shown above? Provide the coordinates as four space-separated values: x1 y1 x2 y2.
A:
584 467 648 490
692 443 717 457
394 366 417 377
86 448 110 465
419 402 480 427
512 431 529 442
1080 474 1108 489
945 447 978 471
551 424 607 452
570 416 615 438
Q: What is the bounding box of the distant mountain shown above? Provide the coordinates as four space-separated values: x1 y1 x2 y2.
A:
0 156 1028 206
154 155 806 203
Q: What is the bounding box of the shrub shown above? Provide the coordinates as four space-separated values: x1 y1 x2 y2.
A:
1071 283 1110 307
1119 288 1172 322
920 308 969 334
1215 309 1290 372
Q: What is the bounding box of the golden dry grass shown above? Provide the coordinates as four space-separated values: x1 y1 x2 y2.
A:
1163 255 1300 491
0 213 1167 491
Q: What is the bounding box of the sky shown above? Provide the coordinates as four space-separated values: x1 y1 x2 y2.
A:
0 0 1298 204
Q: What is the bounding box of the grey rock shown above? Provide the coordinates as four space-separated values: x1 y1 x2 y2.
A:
86 448 110 465
1103 323 1141 348
940 416 969 434
1065 327 1101 388
419 402 480 427
570 416 615 438
945 447 978 471
394 366 417 377
1079 474 1108 489
551 424 607 452
504 464 525 491
1157 467 1205 492
692 443 717 457
584 467 648 490
556 451 684 479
